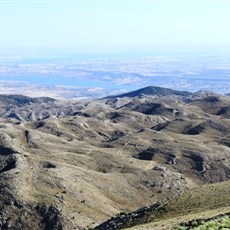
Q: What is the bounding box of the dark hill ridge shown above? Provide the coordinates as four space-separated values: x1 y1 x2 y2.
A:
0 94 55 107
106 86 191 98
217 105 230 118
185 119 228 135
119 101 175 116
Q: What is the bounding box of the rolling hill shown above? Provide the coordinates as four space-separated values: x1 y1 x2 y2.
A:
0 86 229 229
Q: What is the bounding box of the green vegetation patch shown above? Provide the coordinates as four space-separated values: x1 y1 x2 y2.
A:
174 215 230 230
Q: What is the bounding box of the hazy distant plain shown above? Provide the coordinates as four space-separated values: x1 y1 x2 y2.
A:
0 55 230 99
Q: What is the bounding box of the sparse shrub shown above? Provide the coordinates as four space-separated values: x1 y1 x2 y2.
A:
197 216 230 229
174 215 230 230
174 226 187 230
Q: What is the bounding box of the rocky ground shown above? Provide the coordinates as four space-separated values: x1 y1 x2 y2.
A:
0 86 229 229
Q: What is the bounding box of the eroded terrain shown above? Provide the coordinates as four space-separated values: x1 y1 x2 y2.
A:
0 86 229 229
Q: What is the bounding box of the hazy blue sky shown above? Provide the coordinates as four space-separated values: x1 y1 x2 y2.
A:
0 1 230 54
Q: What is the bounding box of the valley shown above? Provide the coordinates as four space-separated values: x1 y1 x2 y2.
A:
0 86 229 229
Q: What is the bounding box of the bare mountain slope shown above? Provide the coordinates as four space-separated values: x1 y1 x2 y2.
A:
96 180 230 230
0 86 229 229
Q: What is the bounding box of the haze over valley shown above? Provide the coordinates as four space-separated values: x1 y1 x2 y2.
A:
1 54 230 99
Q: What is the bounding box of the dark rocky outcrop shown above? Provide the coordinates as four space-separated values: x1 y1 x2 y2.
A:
152 121 170 131
185 120 227 135
217 105 230 117
134 148 162 161
95 201 164 230
36 205 63 230
0 156 17 173
122 102 175 116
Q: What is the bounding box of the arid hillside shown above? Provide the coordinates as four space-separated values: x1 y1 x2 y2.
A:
0 86 229 229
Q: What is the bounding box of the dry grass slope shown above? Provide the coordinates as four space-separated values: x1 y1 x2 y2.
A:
126 181 230 230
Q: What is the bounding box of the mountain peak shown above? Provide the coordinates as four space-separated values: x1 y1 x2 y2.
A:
106 86 191 99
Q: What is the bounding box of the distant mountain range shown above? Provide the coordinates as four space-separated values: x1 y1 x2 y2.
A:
0 94 55 106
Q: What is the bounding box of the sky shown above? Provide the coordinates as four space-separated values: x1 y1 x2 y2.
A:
0 1 230 55
0 1 230 98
